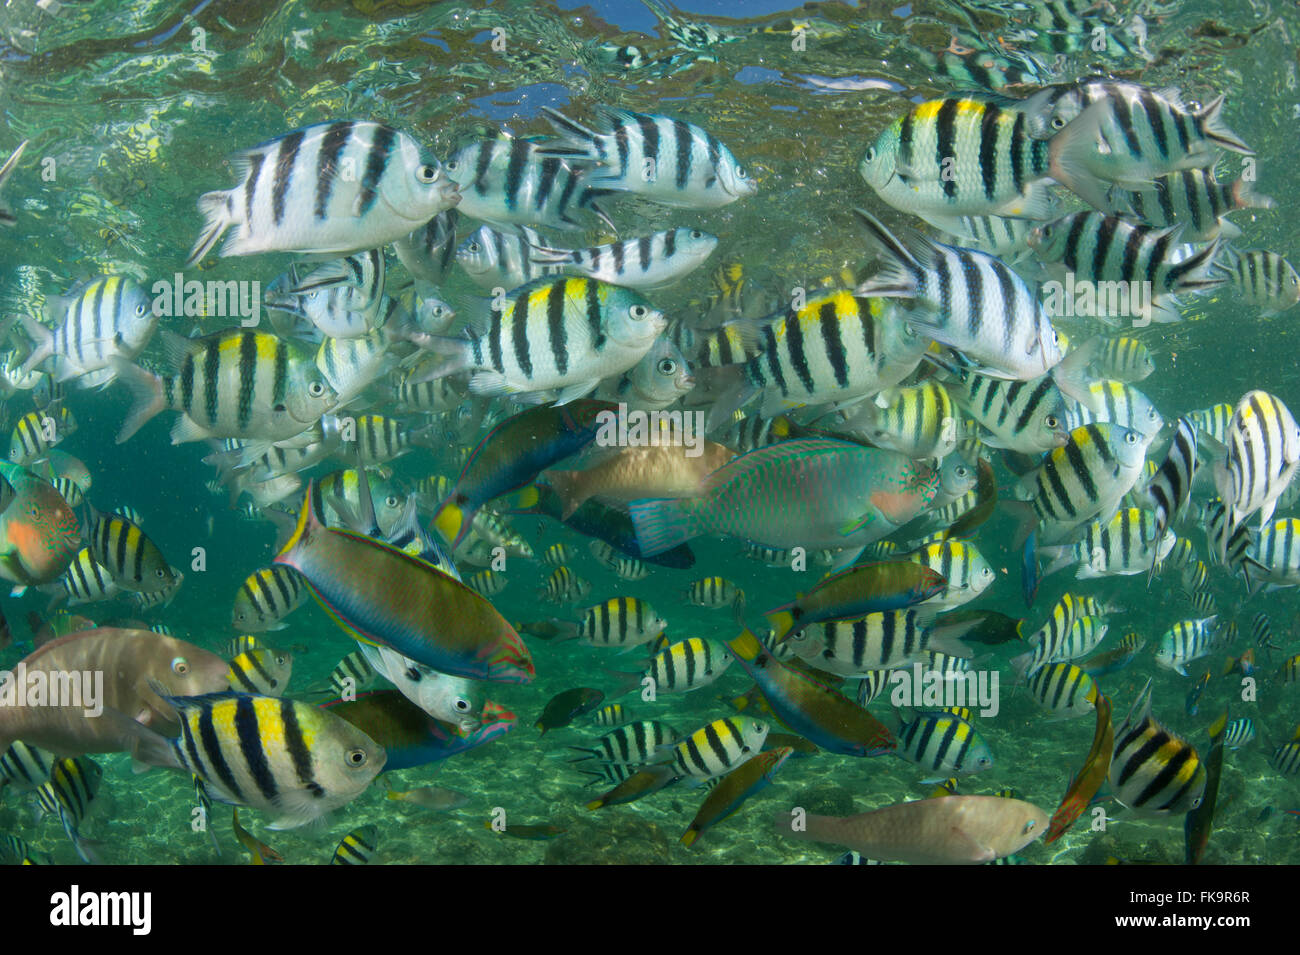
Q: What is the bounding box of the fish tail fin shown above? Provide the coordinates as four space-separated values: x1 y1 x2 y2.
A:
430 493 472 548
109 357 166 444
1230 176 1275 212
1047 101 1115 211
536 107 602 161
1197 94 1253 155
16 314 53 377
1050 335 1103 409
852 208 922 297
1010 651 1035 683
726 626 764 663
1165 237 1227 295
275 480 325 566
628 497 699 557
187 189 235 267
544 469 587 520
764 608 796 642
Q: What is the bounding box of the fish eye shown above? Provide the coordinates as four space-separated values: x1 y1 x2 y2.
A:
1125 431 1139 445
416 164 441 183
735 166 747 179
135 303 148 316
1045 415 1060 428
467 241 480 253
308 381 327 397
171 657 190 675
864 147 875 162
689 230 702 238
156 567 167 578
1051 115 1067 129
456 699 470 711
386 494 400 508
657 358 677 375
446 159 459 171
346 748 368 767
276 654 288 665
629 305 649 320
1024 818 1038 833
1040 225 1053 239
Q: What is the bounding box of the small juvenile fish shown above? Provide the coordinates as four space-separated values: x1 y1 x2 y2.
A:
536 688 605 734
226 649 294 697
330 824 379 865
385 784 469 811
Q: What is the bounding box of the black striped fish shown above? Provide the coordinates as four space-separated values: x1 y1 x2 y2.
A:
88 508 178 594
1216 248 1300 316
540 566 591 604
859 92 1066 220
1062 380 1164 440
946 369 1069 455
540 105 756 209
49 475 84 509
391 373 462 414
578 597 666 648
654 717 769 778
1024 423 1153 544
642 636 733 693
8 407 76 465
0 740 53 792
568 721 677 765
1027 213 1224 321
896 713 993 783
1012 616 1108 675
187 120 459 265
51 547 119 605
466 570 506 597
1155 617 1220 676
531 228 718 290
1110 678 1205 814
738 290 927 416
1189 402 1232 445
669 316 766 369
589 541 650 580
1110 168 1274 242
684 575 741 608
226 649 294 697
456 224 562 290
855 210 1071 385
432 276 667 404
18 276 158 389
112 328 338 445
329 650 377 697
36 756 103 863
1041 507 1173 580
1144 417 1197 582
1245 518 1300 590
148 686 387 830
1023 80 1252 208
787 609 972 677
231 565 307 632
844 380 959 462
1212 390 1300 559
1025 662 1098 718
344 414 433 466
394 208 459 284
590 704 632 728
331 824 379 865
1092 337 1155 382
444 135 613 232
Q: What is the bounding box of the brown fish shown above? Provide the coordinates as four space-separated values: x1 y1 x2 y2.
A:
774 794 1049 864
0 628 229 757
0 462 80 587
544 441 735 519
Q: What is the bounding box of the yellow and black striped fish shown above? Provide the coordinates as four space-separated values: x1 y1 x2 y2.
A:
578 597 666 648
329 650 377 696
1109 679 1205 814
656 717 769 778
231 565 306 631
226 649 294 697
684 575 742 609
88 508 177 594
330 824 379 865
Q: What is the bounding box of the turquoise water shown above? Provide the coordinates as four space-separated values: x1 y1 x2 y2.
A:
1 0 1300 865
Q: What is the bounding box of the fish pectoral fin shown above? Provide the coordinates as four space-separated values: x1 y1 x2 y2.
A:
948 826 997 863
839 512 874 536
